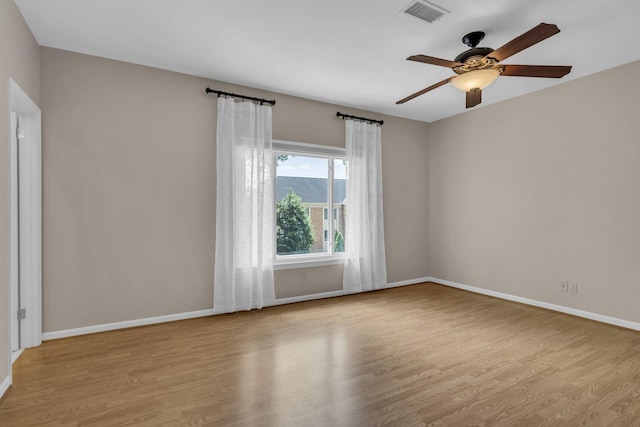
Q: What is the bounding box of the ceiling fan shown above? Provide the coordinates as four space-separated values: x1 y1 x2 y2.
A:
397 23 572 109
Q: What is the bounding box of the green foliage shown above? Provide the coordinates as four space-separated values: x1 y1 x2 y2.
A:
334 229 345 252
276 154 290 165
276 189 315 254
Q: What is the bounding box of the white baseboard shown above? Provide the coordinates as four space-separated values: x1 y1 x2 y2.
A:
429 277 640 332
269 276 431 307
11 349 24 364
270 289 353 307
383 276 430 289
43 277 431 341
0 375 11 400
43 308 216 341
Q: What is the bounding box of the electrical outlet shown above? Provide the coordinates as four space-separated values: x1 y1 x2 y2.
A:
570 283 578 294
560 282 568 293
301 272 308 284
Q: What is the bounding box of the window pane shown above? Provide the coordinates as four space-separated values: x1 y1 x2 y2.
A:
276 155 328 256
333 158 346 253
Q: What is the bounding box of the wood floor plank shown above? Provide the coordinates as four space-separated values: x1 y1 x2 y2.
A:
2 283 640 426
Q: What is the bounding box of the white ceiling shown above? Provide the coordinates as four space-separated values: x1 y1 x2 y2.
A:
15 0 640 123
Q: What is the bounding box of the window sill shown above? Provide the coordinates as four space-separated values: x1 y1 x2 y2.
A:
273 257 345 270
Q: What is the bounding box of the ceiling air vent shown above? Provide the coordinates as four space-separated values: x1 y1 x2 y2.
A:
401 0 450 24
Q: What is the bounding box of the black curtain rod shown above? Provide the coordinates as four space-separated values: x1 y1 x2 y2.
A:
206 87 276 106
336 112 383 126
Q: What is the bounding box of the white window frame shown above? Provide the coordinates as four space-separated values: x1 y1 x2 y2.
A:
272 140 346 270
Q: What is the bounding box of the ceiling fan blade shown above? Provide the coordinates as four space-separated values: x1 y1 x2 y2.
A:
487 23 560 63
407 55 464 69
466 90 482 108
396 77 454 104
498 64 572 78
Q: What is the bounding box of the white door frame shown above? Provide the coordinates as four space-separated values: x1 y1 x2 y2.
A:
9 110 19 355
7 78 42 376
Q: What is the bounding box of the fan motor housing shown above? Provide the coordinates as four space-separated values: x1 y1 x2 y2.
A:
454 47 494 63
453 30 497 75
453 48 497 74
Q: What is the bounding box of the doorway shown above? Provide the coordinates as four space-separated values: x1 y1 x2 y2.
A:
8 78 42 368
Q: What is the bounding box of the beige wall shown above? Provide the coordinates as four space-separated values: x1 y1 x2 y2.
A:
0 0 40 383
40 47 430 332
275 265 344 299
428 60 640 323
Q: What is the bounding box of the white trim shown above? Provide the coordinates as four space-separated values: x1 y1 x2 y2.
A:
429 277 640 332
266 276 429 308
43 309 216 341
7 78 42 394
270 289 353 307
9 110 18 353
0 375 10 399
8 79 42 349
274 257 344 270
43 277 431 340
11 349 24 365
381 276 430 289
272 139 346 157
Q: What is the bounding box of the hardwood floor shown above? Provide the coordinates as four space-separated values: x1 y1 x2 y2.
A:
2 283 640 426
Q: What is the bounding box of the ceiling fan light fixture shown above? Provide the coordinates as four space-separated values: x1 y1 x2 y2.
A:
451 69 500 92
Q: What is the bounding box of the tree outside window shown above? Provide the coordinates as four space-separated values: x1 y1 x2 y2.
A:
276 189 315 255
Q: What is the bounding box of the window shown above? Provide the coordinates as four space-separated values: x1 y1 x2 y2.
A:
273 140 347 266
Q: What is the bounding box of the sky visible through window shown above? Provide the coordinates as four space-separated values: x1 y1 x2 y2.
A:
277 155 346 179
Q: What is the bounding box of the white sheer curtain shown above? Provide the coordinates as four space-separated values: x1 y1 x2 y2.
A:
214 97 275 313
343 120 387 292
